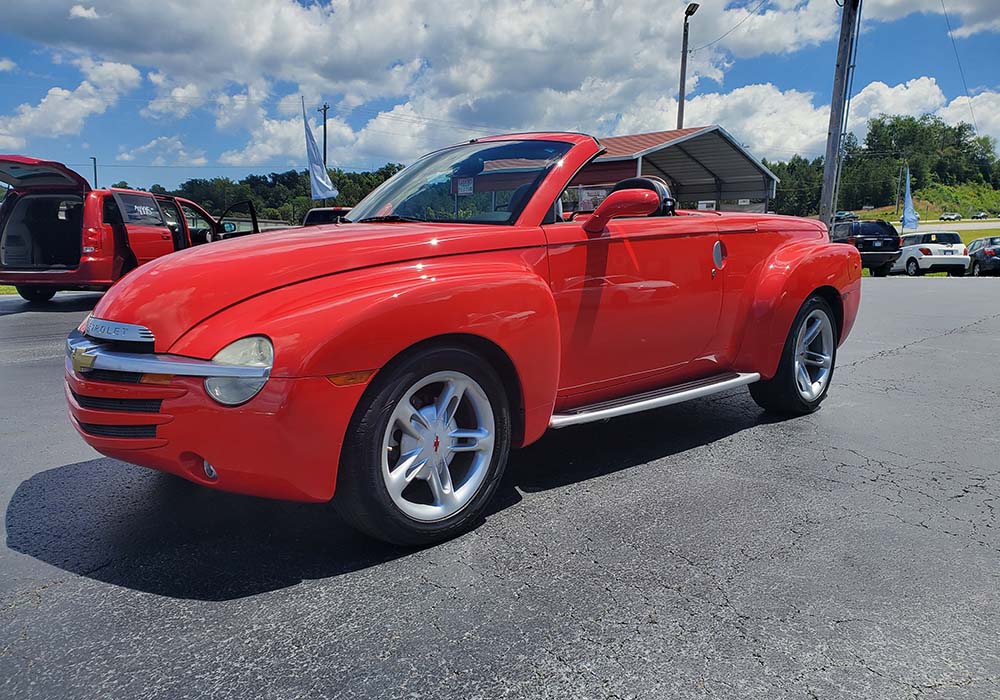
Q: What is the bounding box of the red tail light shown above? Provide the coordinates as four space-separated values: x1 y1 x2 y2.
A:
986 249 997 257
898 236 903 248
963 247 969 255
82 226 102 255
918 247 932 256
847 236 857 246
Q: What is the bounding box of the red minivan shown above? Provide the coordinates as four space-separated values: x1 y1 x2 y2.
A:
0 156 257 302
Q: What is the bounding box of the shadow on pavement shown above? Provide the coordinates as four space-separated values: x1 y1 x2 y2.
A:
6 392 778 601
0 293 101 318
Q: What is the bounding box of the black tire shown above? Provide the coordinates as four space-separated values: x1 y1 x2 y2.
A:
749 295 837 416
905 258 922 277
870 264 891 278
334 345 511 546
15 286 56 303
972 262 981 277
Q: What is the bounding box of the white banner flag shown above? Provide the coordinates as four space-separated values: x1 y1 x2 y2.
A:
302 96 338 200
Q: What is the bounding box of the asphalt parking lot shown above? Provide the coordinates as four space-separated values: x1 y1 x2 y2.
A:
1 279 999 700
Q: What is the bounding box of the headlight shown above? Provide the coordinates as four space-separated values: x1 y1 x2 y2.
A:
204 336 274 406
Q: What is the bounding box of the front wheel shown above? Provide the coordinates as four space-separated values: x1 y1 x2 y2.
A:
905 258 922 277
15 286 56 303
749 295 837 416
335 346 511 546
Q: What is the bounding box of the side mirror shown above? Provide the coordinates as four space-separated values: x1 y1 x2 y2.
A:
582 189 660 233
222 221 237 233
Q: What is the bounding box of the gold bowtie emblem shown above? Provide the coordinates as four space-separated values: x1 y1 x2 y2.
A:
71 346 97 373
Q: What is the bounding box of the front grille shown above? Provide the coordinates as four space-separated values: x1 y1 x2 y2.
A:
79 423 157 439
71 390 161 414
81 369 143 384
82 336 155 354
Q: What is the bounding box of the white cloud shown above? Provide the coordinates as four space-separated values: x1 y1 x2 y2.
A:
218 114 352 166
0 58 15 72
0 58 140 150
68 5 99 20
142 74 208 119
215 84 269 131
865 0 1000 37
847 76 948 138
938 91 1000 145
116 135 207 166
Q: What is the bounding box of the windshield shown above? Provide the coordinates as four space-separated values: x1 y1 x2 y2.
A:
347 140 572 225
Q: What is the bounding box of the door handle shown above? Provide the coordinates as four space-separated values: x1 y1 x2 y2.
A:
713 240 727 268
161 234 171 240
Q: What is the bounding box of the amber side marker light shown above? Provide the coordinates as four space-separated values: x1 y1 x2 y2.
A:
327 370 375 387
140 374 173 385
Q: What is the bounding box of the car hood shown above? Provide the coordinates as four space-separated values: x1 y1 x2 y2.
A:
92 221 538 352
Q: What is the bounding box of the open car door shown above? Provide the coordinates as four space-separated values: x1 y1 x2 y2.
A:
216 200 260 241
111 191 175 264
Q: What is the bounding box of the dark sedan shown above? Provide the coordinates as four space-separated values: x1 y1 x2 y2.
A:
967 236 1000 277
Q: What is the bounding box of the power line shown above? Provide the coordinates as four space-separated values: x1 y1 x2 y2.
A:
689 0 769 53
939 0 978 136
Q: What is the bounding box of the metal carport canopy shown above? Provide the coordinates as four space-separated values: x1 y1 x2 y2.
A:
574 125 779 203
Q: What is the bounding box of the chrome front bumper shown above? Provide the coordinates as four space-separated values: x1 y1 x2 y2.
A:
66 329 270 379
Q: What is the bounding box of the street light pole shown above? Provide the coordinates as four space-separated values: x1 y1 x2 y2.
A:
677 3 699 130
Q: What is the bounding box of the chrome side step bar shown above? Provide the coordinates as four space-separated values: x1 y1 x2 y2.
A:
549 372 761 429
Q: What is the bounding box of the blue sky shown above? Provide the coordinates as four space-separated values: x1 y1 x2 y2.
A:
0 1 997 189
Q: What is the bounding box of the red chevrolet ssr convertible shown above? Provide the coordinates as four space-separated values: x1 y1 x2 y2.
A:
65 132 861 544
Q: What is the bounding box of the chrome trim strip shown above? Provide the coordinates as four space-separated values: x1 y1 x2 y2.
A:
548 372 760 429
86 317 155 343
66 330 270 379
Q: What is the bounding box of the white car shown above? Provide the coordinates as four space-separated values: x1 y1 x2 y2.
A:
892 231 969 277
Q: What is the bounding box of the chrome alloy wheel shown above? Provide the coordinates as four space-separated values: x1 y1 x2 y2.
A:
793 309 835 402
381 371 495 522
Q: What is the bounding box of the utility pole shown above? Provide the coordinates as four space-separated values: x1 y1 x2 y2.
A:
90 156 98 188
677 3 699 130
818 0 862 229
317 103 330 166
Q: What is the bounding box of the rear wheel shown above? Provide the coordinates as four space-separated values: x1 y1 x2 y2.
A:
15 286 56 303
335 346 511 546
972 262 982 277
749 295 837 416
905 258 922 277
870 264 891 277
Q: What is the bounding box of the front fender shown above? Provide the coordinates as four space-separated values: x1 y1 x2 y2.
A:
169 248 560 446
734 241 861 379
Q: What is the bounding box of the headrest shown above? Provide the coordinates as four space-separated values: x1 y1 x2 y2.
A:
610 177 675 216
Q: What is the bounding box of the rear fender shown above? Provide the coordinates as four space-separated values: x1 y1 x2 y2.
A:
734 242 861 379
169 249 561 446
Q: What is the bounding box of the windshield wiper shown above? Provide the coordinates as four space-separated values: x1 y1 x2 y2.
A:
352 215 428 223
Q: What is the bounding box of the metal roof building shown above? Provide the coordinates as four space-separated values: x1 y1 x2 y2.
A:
571 125 779 211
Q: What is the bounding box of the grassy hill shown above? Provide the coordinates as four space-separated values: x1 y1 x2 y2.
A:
856 184 1000 221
